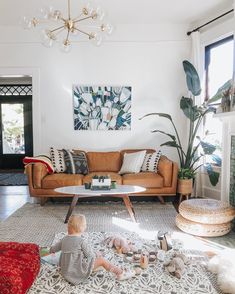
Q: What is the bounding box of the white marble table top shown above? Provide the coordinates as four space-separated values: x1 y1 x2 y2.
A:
55 185 146 196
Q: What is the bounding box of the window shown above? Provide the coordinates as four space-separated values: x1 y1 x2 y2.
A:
204 36 234 163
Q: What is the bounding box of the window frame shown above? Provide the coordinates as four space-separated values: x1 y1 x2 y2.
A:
204 35 233 102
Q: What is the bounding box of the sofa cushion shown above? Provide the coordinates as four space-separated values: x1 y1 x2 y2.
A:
42 173 84 189
63 149 89 175
83 172 122 184
122 172 164 188
0 242 40 294
141 150 162 172
86 152 121 172
119 150 146 174
50 147 66 173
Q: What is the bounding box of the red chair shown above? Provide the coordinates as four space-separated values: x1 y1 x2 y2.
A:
0 242 40 294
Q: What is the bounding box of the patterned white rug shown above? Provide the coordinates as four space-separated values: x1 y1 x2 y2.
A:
0 202 179 246
29 232 221 294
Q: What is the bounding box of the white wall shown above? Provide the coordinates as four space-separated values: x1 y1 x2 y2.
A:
0 24 190 161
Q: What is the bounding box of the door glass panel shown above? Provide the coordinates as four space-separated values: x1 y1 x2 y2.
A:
1 103 25 154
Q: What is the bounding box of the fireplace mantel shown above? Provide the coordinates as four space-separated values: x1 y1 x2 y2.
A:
214 111 235 203
214 111 235 120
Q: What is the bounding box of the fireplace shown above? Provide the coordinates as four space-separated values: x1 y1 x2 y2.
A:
230 135 235 206
215 111 235 205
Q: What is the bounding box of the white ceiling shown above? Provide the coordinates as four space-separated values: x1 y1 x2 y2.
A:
0 0 233 26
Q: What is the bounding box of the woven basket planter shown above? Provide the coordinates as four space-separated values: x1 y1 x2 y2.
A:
177 179 193 195
179 199 235 225
176 214 231 237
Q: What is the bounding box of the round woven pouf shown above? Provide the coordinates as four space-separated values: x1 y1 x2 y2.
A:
179 198 235 225
176 214 232 237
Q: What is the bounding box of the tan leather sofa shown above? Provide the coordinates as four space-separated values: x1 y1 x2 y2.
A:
25 149 178 205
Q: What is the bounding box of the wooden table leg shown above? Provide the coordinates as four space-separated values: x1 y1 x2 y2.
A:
65 195 79 224
122 195 137 222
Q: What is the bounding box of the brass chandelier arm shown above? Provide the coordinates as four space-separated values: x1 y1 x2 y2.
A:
73 27 91 38
68 0 71 19
51 25 66 33
73 15 93 23
65 29 70 43
72 13 84 22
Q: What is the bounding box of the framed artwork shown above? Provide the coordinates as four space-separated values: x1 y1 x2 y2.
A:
73 86 132 130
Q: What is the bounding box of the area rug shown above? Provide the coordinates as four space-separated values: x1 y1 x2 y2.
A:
0 173 28 186
28 232 221 294
0 202 179 246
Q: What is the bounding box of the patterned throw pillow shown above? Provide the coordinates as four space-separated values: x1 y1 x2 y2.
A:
50 147 66 173
63 149 89 175
141 150 162 172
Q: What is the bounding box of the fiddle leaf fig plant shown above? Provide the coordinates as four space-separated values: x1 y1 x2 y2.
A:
140 60 220 186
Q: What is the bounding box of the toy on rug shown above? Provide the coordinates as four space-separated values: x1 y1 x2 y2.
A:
104 235 137 254
163 253 189 279
207 248 235 294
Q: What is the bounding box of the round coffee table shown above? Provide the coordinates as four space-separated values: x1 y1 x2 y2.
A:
55 185 146 223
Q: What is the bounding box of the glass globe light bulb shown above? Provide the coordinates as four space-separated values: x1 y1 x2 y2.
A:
50 10 62 21
41 29 55 48
37 7 50 20
95 7 105 21
105 23 114 35
61 40 72 53
20 16 33 29
84 2 94 15
90 33 102 47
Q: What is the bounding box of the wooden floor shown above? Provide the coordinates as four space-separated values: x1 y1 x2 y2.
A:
0 186 30 221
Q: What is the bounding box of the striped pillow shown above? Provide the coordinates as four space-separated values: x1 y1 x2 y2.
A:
141 150 162 172
63 149 89 175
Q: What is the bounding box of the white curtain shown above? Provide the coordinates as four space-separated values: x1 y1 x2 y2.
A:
190 31 204 197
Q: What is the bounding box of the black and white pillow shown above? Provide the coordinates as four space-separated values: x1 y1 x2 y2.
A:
50 147 66 173
63 149 89 175
141 150 162 172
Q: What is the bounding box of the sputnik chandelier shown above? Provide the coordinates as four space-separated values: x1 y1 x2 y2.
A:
21 0 113 52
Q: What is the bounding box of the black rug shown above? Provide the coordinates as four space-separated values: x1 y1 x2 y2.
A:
0 173 28 186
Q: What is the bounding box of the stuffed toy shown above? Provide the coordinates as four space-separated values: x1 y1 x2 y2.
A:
104 235 137 254
207 249 235 294
163 253 189 279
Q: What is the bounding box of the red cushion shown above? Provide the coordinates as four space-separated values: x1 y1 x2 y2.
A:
0 242 40 294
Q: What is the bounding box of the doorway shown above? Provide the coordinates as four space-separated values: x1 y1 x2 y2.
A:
0 80 33 170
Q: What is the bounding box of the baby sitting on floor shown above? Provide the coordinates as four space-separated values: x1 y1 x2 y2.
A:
49 214 135 284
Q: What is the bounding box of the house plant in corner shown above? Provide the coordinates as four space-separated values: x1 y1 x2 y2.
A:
140 60 220 196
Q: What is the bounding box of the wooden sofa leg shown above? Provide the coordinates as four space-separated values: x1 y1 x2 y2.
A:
157 196 165 204
40 197 48 206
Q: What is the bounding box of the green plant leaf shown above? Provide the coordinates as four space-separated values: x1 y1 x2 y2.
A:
180 97 200 121
151 129 176 141
183 60 201 96
200 141 216 155
205 164 220 186
208 79 233 104
160 141 182 149
140 113 172 121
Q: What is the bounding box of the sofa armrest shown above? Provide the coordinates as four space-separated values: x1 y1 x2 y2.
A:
25 163 49 189
158 155 178 187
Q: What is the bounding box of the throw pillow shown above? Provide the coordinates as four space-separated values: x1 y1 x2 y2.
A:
141 150 162 172
50 147 66 173
119 150 146 175
63 149 89 175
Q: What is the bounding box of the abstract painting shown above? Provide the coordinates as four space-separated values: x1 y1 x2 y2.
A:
73 86 131 130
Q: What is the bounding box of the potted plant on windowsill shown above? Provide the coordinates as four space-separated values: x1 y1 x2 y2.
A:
140 60 220 195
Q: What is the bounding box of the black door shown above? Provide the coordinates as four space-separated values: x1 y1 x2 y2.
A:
0 93 33 169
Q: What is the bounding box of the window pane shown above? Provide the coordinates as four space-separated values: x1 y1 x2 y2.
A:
205 38 233 162
208 39 233 98
1 104 25 154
